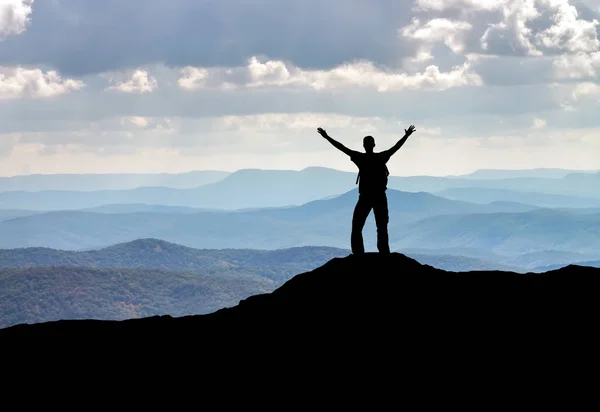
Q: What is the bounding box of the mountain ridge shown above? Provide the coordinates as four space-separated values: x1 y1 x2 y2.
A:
3 252 599 347
2 193 597 260
1 168 598 210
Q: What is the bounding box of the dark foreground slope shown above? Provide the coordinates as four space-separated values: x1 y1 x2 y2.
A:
3 252 599 345
3 252 600 399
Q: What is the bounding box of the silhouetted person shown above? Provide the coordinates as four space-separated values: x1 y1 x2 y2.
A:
317 125 416 255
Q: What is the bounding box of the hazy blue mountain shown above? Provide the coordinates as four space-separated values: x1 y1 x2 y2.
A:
245 189 540 225
0 209 40 222
1 190 599 265
389 172 600 199
0 189 547 251
0 186 212 211
190 167 357 209
553 207 600 214
1 167 598 211
392 209 600 256
0 170 230 192
451 168 599 180
82 204 224 214
435 187 600 208
0 167 355 211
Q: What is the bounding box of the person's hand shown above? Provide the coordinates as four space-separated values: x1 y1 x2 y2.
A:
405 125 416 136
317 127 328 138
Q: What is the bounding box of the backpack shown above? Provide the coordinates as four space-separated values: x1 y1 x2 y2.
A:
355 164 390 185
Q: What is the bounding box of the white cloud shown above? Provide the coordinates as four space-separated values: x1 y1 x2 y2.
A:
400 18 473 61
126 116 150 127
570 81 600 100
414 1 600 57
179 57 483 92
213 113 384 133
0 67 84 99
177 67 208 89
532 117 547 128
554 51 600 78
0 0 33 39
535 0 600 53
108 69 157 93
480 0 542 56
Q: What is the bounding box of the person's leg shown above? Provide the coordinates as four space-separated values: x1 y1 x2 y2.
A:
351 195 372 255
373 192 390 254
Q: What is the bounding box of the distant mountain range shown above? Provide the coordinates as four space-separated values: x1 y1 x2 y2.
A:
0 188 546 251
1 167 598 274
2 167 597 193
393 209 600 257
0 209 39 222
1 189 599 268
435 187 600 208
0 170 231 192
0 167 598 211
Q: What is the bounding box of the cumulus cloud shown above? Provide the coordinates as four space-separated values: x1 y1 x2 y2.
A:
0 66 84 99
554 51 600 78
480 0 542 56
400 0 600 93
535 0 600 53
177 67 208 90
532 117 547 128
178 57 483 92
126 116 150 128
107 69 157 93
408 0 600 58
569 81 600 101
400 18 473 62
0 0 33 39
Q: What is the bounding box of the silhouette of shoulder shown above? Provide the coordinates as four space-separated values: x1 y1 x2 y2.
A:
350 151 392 166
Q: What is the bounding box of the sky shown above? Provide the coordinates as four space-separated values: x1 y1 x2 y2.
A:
0 0 600 177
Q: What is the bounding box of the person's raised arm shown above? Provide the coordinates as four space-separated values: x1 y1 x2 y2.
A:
317 127 356 157
385 125 416 158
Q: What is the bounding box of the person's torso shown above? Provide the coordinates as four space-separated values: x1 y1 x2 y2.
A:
352 152 390 194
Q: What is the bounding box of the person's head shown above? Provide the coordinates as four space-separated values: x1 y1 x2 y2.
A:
363 135 375 153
